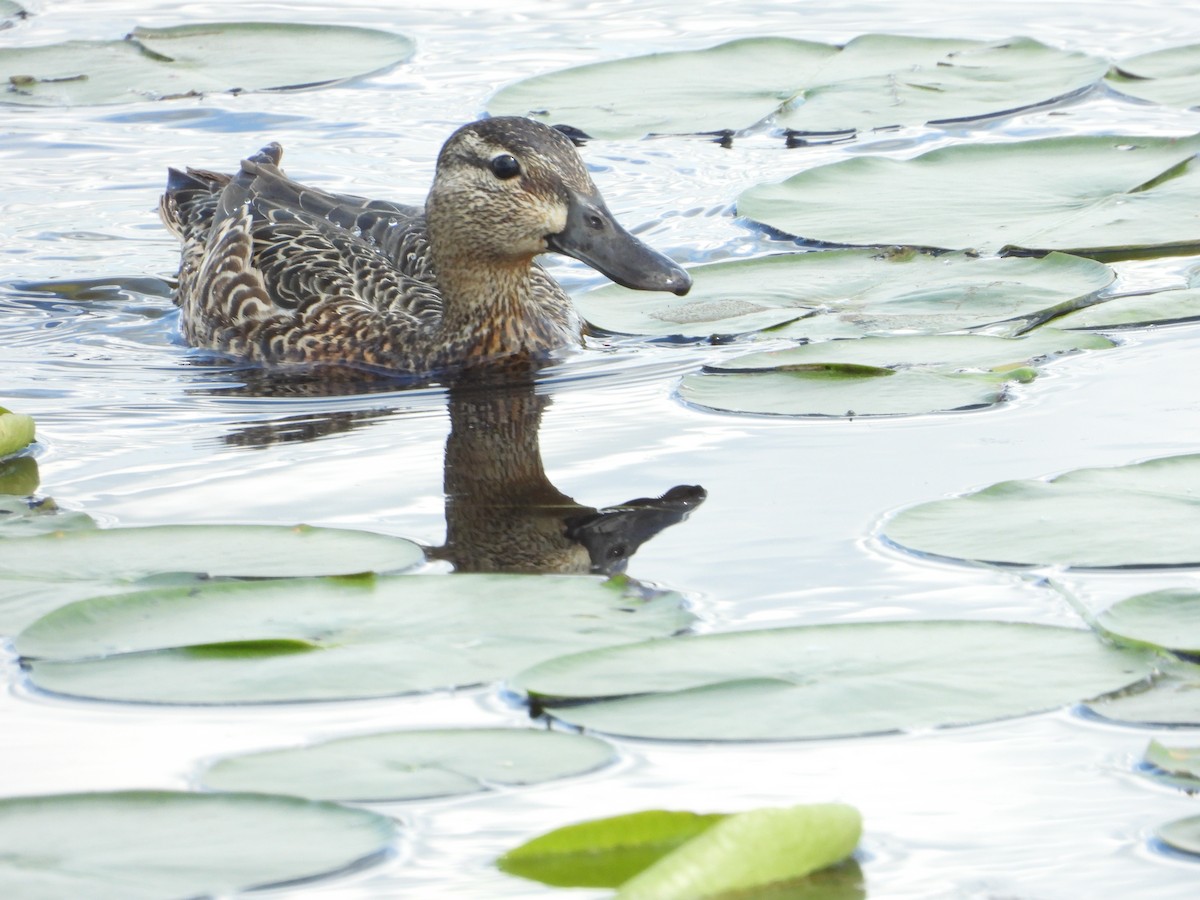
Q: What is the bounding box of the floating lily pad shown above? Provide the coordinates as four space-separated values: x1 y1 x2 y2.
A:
1158 815 1200 857
1107 45 1200 109
1 23 414 106
738 134 1200 258
515 621 1151 741
203 728 616 801
1096 589 1200 653
1054 287 1200 329
0 406 34 459
488 35 1104 139
578 251 1113 340
0 523 422 581
677 330 1111 417
1143 740 1200 792
1085 658 1200 726
884 454 1200 568
0 790 393 900
499 810 726 888
17 574 690 703
0 457 38 498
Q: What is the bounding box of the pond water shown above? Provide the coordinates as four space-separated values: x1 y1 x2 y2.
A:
3 0 1200 896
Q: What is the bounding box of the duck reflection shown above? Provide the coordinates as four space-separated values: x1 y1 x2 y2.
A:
221 365 705 576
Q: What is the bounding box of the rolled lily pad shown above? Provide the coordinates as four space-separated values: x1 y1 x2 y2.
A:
1085 658 1200 726
677 330 1112 417
1096 589 1200 653
1107 45 1200 109
0 790 393 900
499 810 726 888
1 23 414 106
884 454 1200 568
1143 739 1200 792
1158 815 1200 857
515 621 1151 741
738 134 1200 258
578 251 1113 340
488 35 1104 139
0 523 422 581
202 728 616 801
0 406 34 459
1053 287 1200 329
17 574 690 703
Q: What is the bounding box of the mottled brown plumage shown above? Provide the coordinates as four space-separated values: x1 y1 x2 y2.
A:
159 117 691 376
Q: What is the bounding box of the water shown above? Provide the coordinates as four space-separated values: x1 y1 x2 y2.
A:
3 0 1200 896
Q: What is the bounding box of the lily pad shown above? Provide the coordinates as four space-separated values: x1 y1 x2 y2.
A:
1158 815 1200 857
1096 589 1200 653
738 134 1200 258
0 457 38 497
0 406 34 459
1053 287 1200 329
16 574 691 703
1085 658 1200 726
1143 739 1200 792
1107 45 1200 109
0 790 393 900
488 35 1104 139
677 330 1111 417
578 251 1114 340
498 810 727 888
1 23 414 106
884 454 1200 568
0 523 422 581
202 728 616 801
515 621 1151 741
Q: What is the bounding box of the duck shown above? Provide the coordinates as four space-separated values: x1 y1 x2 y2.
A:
159 116 691 376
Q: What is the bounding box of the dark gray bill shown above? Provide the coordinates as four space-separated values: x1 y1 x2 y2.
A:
547 188 691 296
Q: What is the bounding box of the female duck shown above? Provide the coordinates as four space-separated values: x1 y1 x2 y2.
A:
159 116 691 375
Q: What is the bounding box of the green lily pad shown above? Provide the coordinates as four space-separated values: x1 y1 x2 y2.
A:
578 251 1113 340
515 621 1151 741
488 35 1104 139
738 134 1200 258
677 330 1111 417
498 810 727 888
1158 815 1200 856
617 803 861 900
1143 740 1200 792
0 457 38 498
202 728 616 801
884 453 1200 568
0 790 393 900
1107 45 1200 109
1085 658 1200 726
1 23 414 106
0 406 34 459
0 523 422 581
1096 589 1200 653
16 574 691 703
1054 287 1200 329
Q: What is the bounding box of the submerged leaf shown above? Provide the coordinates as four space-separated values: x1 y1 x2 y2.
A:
515 621 1151 741
738 134 1200 258
884 453 1200 568
0 790 393 900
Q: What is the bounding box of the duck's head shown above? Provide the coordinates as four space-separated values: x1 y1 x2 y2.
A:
427 117 691 296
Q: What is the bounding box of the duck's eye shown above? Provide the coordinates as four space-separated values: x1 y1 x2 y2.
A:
489 154 521 180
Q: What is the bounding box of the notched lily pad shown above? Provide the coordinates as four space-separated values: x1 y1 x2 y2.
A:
514 620 1152 741
578 250 1113 340
1 22 415 106
677 330 1112 417
0 790 394 900
884 453 1200 568
738 134 1200 258
16 574 691 703
202 728 616 801
1106 45 1200 109
488 35 1104 139
0 523 422 581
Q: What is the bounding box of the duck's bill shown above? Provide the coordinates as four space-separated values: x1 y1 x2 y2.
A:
547 189 691 296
